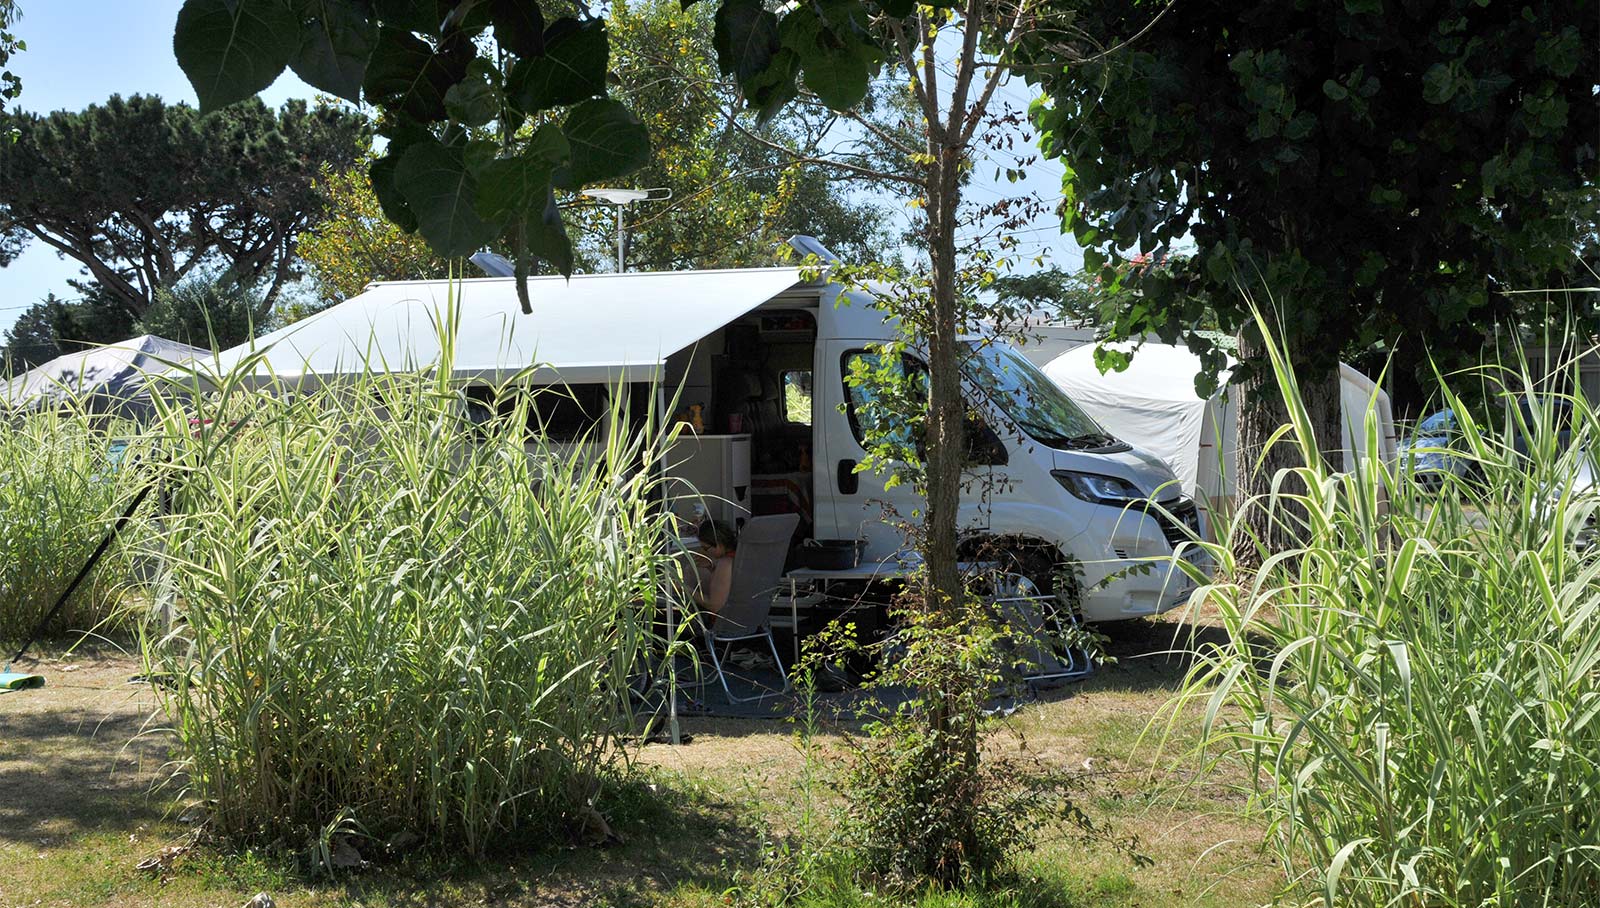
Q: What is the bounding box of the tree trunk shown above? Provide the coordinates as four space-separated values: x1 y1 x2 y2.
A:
921 144 965 626
1234 328 1342 563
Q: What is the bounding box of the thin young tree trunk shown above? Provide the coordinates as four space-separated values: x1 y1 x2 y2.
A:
922 147 965 627
1234 328 1342 563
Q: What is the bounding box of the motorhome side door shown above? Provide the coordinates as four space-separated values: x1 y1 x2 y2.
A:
816 340 996 557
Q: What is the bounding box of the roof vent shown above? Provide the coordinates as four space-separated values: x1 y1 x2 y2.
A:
786 235 840 264
469 251 516 277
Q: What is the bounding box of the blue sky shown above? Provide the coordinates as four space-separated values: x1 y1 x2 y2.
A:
0 3 1079 340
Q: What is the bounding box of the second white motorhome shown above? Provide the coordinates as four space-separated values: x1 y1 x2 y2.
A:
217 245 1208 622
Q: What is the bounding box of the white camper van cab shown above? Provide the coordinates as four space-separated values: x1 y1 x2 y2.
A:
217 247 1207 623
804 284 1206 623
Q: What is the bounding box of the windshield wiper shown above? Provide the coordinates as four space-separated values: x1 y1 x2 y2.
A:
1065 432 1119 449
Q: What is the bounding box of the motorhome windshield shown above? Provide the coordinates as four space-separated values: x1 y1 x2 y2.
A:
963 343 1118 450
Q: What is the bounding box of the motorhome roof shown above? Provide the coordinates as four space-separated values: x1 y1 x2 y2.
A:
216 267 810 385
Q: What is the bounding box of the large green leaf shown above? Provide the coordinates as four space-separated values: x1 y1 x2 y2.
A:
475 126 570 223
368 149 418 232
746 47 799 127
559 98 650 188
475 127 574 289
174 0 302 112
780 3 879 111
444 59 500 127
362 26 467 121
371 0 444 34
394 138 499 256
487 0 545 58
506 18 608 113
799 40 878 111
714 0 780 86
526 187 574 278
291 0 377 102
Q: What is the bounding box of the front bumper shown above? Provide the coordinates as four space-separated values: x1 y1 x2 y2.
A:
1077 548 1210 622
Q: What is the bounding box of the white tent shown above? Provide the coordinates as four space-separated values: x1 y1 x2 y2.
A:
3 334 213 417
1042 343 1397 513
215 268 806 385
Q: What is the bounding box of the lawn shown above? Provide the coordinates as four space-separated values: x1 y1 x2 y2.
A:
0 618 1279 908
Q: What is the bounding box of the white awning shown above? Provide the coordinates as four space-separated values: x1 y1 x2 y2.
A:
217 267 807 385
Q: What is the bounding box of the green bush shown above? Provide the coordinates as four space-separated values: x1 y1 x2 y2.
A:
837 602 1104 889
0 407 141 644
1173 329 1600 906
139 345 677 858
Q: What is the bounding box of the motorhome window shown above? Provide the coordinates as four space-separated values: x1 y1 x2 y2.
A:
842 351 1007 465
962 344 1114 449
782 370 813 425
842 350 924 452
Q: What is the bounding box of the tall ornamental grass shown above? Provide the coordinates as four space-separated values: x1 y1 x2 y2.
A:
1169 325 1600 906
139 337 678 856
0 406 143 644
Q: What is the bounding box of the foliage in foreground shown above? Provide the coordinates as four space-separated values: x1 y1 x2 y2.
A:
1170 327 1600 906
138 343 677 858
0 407 139 644
1027 0 1598 400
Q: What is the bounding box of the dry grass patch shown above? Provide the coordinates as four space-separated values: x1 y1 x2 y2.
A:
2 617 1278 908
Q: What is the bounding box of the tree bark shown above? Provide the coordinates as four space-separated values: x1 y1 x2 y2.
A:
1234 328 1342 563
922 145 966 624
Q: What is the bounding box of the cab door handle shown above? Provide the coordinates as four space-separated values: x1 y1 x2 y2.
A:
837 459 859 495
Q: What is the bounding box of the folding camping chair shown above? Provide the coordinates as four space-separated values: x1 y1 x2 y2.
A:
983 571 1095 683
703 513 799 703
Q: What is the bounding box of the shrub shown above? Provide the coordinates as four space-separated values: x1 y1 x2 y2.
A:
0 406 141 644
839 600 1106 888
1172 328 1600 906
139 343 677 858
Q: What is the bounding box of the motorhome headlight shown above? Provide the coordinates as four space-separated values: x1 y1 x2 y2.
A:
1052 470 1143 505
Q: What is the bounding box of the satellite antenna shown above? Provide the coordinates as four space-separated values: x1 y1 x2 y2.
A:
582 188 671 272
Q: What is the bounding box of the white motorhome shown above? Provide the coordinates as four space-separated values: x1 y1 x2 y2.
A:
216 247 1206 622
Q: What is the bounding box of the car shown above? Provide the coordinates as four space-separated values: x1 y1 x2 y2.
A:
1399 408 1470 489
1402 396 1578 491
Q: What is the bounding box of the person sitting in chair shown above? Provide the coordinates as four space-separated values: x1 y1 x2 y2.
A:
691 519 738 618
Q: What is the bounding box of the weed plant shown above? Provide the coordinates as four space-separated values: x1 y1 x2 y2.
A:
0 405 143 644
138 320 679 859
1169 324 1600 906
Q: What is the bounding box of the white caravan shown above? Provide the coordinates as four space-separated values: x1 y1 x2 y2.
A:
216 247 1208 622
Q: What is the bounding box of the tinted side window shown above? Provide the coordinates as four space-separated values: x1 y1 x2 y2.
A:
840 350 1005 465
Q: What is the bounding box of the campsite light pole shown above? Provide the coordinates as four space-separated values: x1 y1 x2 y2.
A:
581 188 670 272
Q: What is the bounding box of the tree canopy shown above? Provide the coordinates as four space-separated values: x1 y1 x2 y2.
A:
1023 0 1600 396
169 0 928 308
295 160 452 309
587 0 890 272
0 94 368 317
293 0 891 312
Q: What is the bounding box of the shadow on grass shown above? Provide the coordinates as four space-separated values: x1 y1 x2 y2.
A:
167 771 765 908
0 686 170 847
1027 620 1272 704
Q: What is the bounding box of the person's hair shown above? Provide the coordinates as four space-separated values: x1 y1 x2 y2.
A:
696 518 738 552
